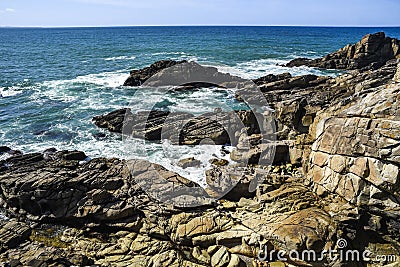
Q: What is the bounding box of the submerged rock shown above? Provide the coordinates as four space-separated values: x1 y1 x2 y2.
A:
178 157 201 169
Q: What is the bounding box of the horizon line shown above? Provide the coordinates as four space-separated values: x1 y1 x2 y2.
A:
1 24 400 28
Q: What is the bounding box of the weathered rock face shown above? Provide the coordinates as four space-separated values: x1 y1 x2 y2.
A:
263 59 397 139
0 221 31 251
0 149 351 266
286 32 400 70
94 109 261 145
240 60 399 174
309 82 400 196
307 81 400 259
0 150 212 224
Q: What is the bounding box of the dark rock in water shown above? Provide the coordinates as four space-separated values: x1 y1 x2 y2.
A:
93 132 107 139
284 58 313 68
177 157 201 169
0 146 11 154
123 60 245 88
8 150 23 157
43 147 58 160
123 60 187 86
94 109 261 146
93 108 127 133
33 130 47 136
153 98 176 110
286 32 400 70
141 61 245 88
62 150 87 161
252 72 292 85
43 147 57 154
174 81 222 90
209 158 229 166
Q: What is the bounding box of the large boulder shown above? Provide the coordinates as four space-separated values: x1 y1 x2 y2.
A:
123 60 187 86
93 109 261 145
123 60 245 88
286 32 400 70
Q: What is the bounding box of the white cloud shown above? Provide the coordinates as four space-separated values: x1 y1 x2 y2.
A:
0 7 15 13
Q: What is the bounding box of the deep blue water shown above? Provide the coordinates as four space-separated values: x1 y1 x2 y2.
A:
1 26 400 183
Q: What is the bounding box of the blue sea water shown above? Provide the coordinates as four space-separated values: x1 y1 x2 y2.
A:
1 26 400 183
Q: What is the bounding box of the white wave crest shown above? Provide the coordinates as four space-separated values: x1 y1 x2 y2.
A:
104 55 136 61
206 58 341 79
0 86 24 98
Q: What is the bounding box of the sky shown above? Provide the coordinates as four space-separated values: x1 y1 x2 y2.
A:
0 0 399 27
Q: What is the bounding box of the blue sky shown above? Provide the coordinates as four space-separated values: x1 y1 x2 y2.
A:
0 0 399 27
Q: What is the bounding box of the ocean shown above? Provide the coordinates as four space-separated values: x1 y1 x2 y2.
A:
1 26 400 184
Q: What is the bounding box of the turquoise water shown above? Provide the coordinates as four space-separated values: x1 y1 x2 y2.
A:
1 26 400 183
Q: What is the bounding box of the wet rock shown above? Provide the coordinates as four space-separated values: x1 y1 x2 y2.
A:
124 60 245 88
94 109 261 146
178 157 201 169
93 108 127 133
123 60 187 86
0 146 11 154
209 158 229 166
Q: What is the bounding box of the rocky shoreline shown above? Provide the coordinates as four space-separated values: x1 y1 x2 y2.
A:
1 32 400 266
